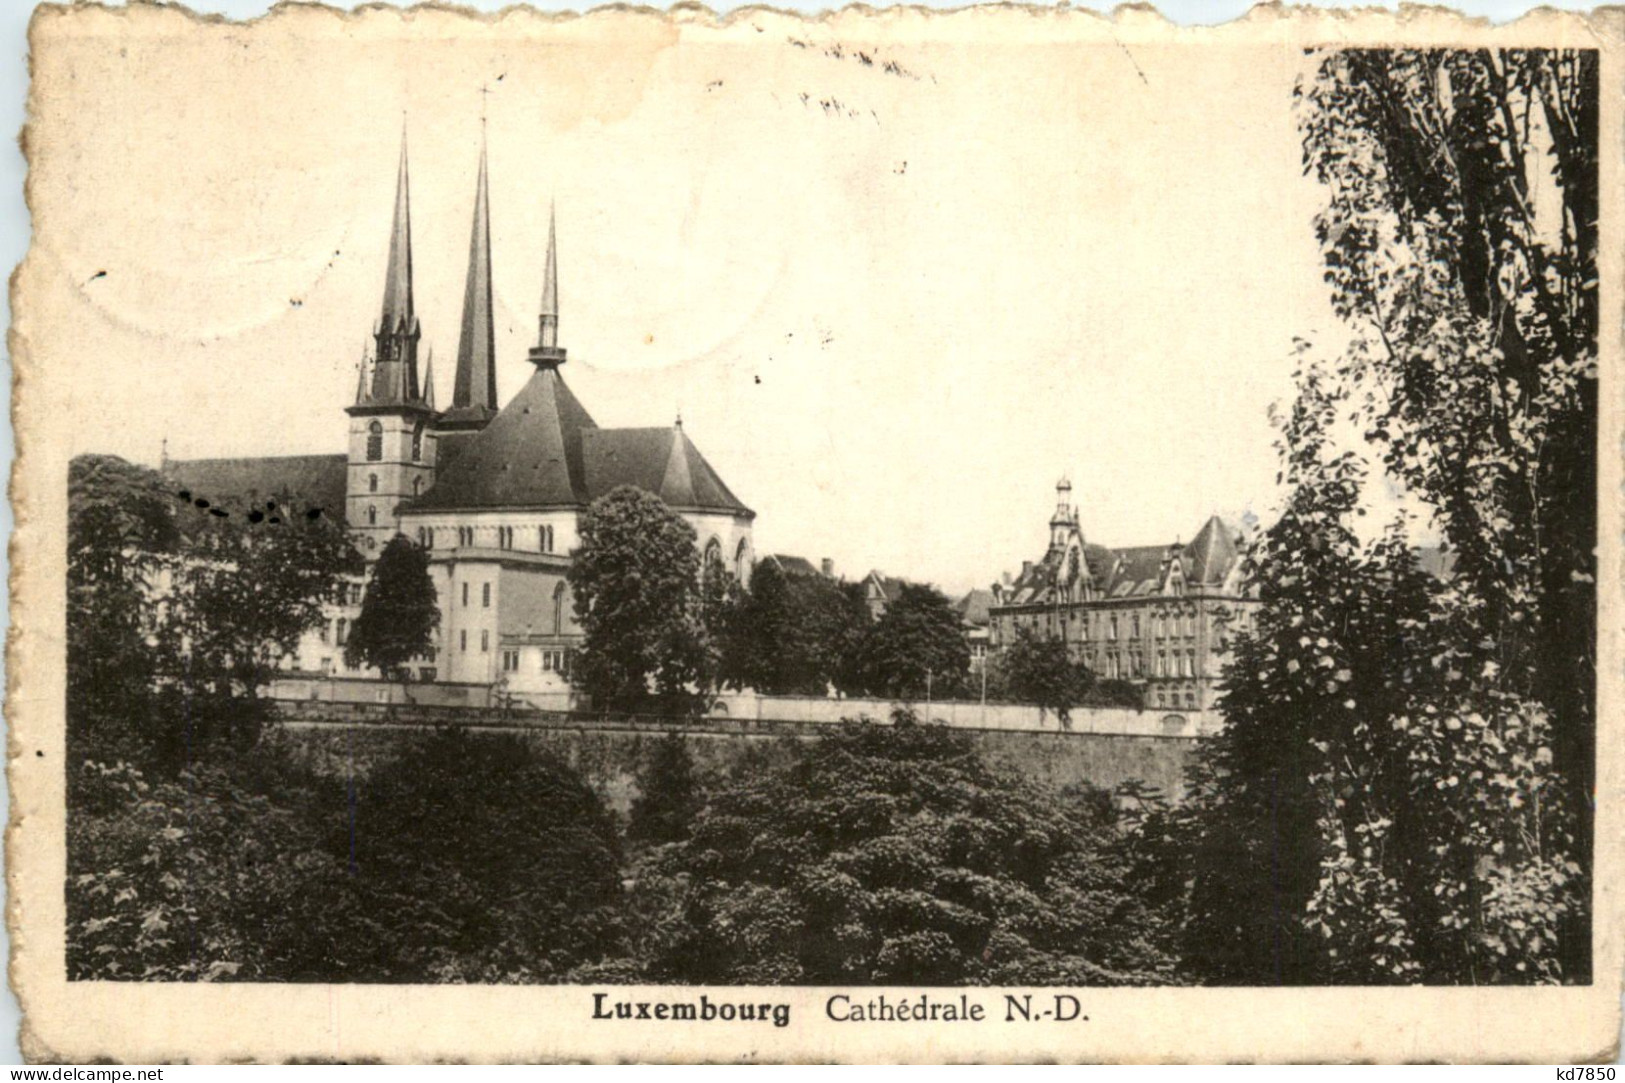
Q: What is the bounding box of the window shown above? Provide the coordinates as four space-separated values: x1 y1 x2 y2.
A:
319 657 333 675
1186 649 1197 677
1156 651 1167 678
1184 690 1196 708
482 582 491 608
1109 615 1118 640
368 473 379 493
416 527 427 547
480 630 489 653
459 630 467 652
498 526 513 550
553 581 567 635
539 524 554 553
735 538 750 580
411 421 424 462
413 477 423 497
367 505 377 526
462 582 469 607
501 650 520 673
1132 614 1141 638
335 618 348 646
349 583 363 605
703 538 722 575
420 667 437 683
366 420 383 461
319 621 330 644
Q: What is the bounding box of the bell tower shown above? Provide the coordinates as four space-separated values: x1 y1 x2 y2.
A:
346 128 437 556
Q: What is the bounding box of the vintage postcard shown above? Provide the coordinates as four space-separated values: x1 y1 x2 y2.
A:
8 0 1623 1064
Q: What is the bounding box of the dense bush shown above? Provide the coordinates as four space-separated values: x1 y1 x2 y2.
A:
67 728 627 983
624 713 1176 985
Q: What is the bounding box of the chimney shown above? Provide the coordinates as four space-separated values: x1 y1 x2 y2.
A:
820 557 834 577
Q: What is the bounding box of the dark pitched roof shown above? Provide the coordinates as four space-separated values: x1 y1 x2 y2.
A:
403 366 598 512
433 428 481 472
580 426 752 515
164 454 349 524
765 554 822 578
1186 515 1239 586
401 367 751 517
958 588 995 625
998 517 1248 606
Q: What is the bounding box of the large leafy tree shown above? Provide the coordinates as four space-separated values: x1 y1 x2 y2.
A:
569 486 711 714
66 455 178 771
167 489 355 753
999 625 1093 727
723 562 869 696
1181 367 1583 984
628 715 1175 985
1300 48 1597 874
857 584 970 701
628 732 703 845
346 534 440 685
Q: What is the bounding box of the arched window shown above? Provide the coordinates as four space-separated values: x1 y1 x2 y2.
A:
412 477 423 497
734 538 750 580
1109 615 1118 640
367 505 377 526
552 581 567 635
703 538 722 576
411 421 424 462
368 473 378 493
366 420 383 462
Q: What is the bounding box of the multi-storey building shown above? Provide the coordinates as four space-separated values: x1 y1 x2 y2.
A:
987 480 1258 712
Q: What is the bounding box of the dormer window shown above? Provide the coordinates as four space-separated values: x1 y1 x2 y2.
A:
366 420 383 462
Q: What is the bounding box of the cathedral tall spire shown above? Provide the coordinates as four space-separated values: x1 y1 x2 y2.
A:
528 201 567 368
380 125 415 335
365 124 425 407
452 132 497 414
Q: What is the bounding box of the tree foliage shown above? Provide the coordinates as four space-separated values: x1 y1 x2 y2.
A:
852 584 970 701
720 562 870 696
628 732 704 845
1300 48 1597 860
67 455 178 770
1181 366 1583 985
68 729 627 983
569 486 712 714
346 533 440 682
627 714 1175 985
997 625 1094 726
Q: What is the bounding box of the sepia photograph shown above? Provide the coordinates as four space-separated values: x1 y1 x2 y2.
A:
8 0 1622 1064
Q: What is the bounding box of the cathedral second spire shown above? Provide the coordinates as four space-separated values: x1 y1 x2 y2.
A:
451 130 498 416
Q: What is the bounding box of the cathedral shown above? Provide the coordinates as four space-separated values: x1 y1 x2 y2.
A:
166 131 756 696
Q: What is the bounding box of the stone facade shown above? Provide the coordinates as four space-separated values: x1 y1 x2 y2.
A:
987 481 1259 712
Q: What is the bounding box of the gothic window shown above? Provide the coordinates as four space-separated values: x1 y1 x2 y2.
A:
411 421 424 462
366 420 383 462
368 474 378 493
367 505 377 526
704 538 723 576
735 538 750 580
553 581 567 635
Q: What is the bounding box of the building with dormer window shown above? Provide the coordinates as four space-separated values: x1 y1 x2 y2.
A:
987 480 1259 711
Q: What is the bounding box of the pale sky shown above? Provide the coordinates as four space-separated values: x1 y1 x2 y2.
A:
24 6 1345 595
